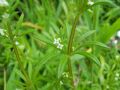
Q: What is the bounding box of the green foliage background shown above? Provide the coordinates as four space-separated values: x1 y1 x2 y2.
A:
0 0 120 90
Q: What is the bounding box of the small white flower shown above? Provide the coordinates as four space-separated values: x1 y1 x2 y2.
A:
88 0 94 6
57 43 63 50
15 41 19 45
117 30 120 38
0 28 5 36
60 81 63 85
2 13 9 18
116 73 119 77
0 0 9 6
53 38 61 45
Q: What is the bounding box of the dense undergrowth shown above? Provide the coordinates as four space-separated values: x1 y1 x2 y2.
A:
0 0 120 90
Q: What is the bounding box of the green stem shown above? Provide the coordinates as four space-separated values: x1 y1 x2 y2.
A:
92 3 100 89
67 13 82 90
6 23 35 90
4 68 6 90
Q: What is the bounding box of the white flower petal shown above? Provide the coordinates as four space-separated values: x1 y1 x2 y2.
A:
0 0 9 6
53 38 61 45
57 44 63 50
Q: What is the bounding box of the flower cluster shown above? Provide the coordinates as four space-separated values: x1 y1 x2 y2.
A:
53 38 64 50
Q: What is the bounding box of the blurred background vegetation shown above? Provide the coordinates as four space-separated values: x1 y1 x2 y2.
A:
0 0 120 90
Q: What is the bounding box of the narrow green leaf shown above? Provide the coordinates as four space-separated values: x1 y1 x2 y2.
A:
58 55 67 78
15 69 26 81
79 30 96 41
92 0 117 7
98 18 120 43
28 62 32 79
86 41 110 49
76 52 100 66
16 13 24 29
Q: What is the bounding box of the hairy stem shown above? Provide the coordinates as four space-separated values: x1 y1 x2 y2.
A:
6 23 35 90
67 13 82 90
